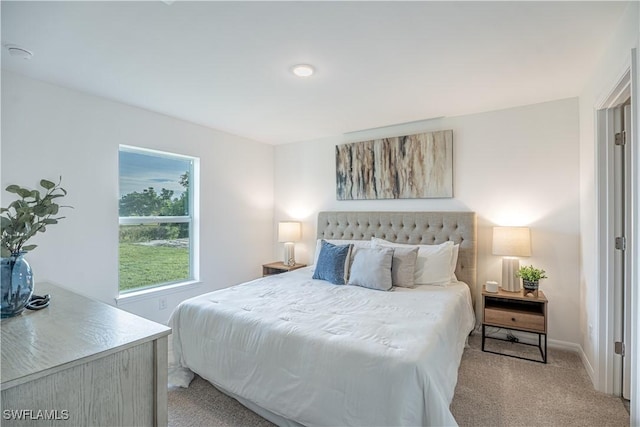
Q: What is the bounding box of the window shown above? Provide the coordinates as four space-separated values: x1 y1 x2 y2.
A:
118 146 197 294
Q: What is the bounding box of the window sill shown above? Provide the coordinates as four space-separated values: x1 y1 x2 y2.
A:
115 280 202 305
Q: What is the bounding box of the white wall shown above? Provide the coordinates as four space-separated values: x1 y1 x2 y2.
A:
1 71 274 324
578 1 639 391
274 98 581 345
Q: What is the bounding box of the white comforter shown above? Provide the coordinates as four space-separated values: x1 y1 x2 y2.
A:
169 267 475 426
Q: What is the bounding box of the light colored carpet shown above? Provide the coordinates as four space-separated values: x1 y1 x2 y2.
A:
451 334 629 426
168 333 629 426
169 378 275 427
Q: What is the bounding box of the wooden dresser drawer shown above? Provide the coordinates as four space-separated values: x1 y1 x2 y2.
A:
484 307 545 332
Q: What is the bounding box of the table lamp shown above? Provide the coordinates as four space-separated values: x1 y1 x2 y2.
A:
278 221 301 266
492 226 531 292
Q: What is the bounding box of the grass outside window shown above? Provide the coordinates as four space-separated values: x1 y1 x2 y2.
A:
119 242 189 292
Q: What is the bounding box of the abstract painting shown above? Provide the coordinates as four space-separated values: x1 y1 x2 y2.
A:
336 130 453 200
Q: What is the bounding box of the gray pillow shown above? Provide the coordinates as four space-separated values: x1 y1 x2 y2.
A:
390 246 419 288
347 247 394 291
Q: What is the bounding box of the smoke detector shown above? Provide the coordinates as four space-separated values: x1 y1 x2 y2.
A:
4 44 33 60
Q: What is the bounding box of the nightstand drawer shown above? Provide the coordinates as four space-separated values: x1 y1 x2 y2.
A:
484 307 545 332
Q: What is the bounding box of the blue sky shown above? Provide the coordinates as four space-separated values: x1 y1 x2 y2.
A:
119 150 191 198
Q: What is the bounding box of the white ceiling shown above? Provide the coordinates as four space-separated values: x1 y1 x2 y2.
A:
1 1 630 145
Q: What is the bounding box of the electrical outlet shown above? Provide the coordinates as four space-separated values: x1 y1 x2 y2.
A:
159 297 167 310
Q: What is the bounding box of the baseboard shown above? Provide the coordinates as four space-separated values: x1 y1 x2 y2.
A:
576 345 596 386
547 338 580 351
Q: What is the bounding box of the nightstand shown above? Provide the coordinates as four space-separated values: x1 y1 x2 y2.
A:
482 286 548 363
262 261 307 277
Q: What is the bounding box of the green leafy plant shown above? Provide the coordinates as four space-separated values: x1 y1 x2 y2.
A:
1 178 70 257
516 265 548 282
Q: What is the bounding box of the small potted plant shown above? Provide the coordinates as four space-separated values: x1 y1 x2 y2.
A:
1 178 70 317
516 265 547 296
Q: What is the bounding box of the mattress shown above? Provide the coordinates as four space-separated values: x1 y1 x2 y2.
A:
169 266 475 426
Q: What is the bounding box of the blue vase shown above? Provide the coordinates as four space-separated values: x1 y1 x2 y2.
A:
1 252 34 318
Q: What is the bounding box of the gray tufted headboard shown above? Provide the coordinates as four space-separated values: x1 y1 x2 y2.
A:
317 211 477 303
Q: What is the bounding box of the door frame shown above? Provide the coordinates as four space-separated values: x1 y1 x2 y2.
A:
595 68 629 395
595 47 638 418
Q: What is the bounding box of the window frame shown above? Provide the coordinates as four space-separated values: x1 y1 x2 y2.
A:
117 145 199 297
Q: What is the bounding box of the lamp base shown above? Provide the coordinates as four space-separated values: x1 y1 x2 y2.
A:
501 257 521 292
283 242 296 267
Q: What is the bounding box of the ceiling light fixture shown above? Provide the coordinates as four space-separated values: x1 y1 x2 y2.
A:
291 64 315 78
4 44 33 60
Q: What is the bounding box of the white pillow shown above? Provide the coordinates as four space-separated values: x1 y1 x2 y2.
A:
348 247 394 291
313 239 372 266
450 244 460 282
371 238 455 286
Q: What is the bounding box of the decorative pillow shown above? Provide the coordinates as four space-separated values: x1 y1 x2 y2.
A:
313 238 372 282
388 246 419 288
347 247 394 291
371 238 455 286
312 240 353 285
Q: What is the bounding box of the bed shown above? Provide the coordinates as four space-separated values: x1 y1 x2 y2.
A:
169 211 477 426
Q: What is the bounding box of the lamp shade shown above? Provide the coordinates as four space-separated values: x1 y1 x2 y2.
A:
278 221 301 243
492 227 531 257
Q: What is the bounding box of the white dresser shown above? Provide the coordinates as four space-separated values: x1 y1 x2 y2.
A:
1 282 171 426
